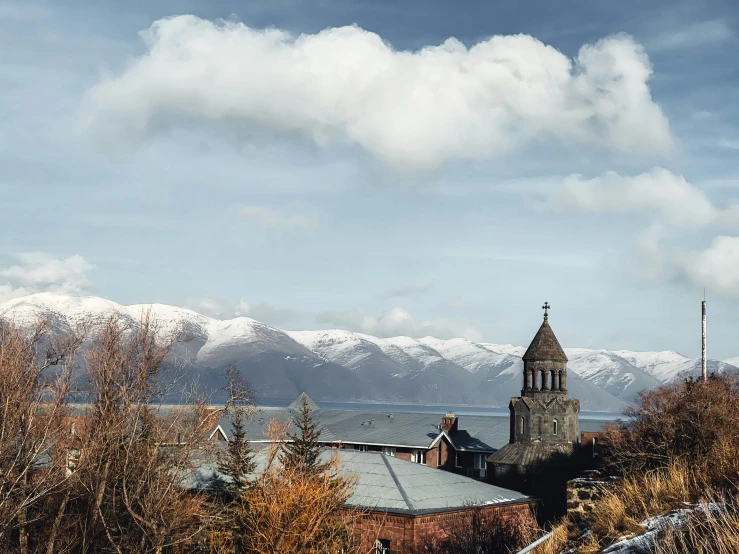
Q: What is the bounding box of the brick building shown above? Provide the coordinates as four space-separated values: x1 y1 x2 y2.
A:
209 392 607 485
342 451 536 553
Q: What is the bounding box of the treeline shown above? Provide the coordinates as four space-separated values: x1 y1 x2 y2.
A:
0 314 355 554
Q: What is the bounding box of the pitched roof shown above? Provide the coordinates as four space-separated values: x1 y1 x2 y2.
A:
486 442 576 466
287 392 320 412
191 450 533 515
522 316 568 363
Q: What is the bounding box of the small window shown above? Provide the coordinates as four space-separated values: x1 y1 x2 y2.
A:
356 444 368 452
375 538 390 554
519 416 525 434
437 446 441 466
474 454 486 470
553 419 558 435
382 446 396 457
412 449 426 464
455 452 462 468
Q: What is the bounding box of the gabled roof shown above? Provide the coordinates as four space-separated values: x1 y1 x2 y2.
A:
486 442 576 466
191 450 533 515
522 316 568 363
287 392 320 412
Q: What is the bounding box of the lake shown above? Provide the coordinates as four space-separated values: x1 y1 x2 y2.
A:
257 398 624 421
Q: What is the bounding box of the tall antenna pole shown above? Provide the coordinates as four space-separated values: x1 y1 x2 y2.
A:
702 292 707 383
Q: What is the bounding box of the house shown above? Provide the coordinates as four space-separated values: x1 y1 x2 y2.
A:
208 392 608 483
192 449 537 554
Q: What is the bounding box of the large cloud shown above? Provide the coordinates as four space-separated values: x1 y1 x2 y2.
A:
81 16 672 171
554 168 719 227
0 253 94 303
316 306 485 341
676 236 739 298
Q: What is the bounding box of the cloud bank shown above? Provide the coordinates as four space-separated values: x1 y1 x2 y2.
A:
316 306 485 341
555 167 719 227
677 236 739 298
81 16 672 171
0 253 94 303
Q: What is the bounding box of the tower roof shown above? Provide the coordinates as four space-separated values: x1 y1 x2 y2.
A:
522 315 568 363
288 392 320 412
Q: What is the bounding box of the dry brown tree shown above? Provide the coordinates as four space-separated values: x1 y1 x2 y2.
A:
66 312 219 554
0 318 82 554
602 373 739 485
223 418 359 554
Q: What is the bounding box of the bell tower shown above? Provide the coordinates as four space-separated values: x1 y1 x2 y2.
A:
510 303 579 446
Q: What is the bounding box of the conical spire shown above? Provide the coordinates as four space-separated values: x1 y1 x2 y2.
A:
522 305 567 363
288 392 320 412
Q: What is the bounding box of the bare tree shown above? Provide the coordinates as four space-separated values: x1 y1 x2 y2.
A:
0 318 81 553
69 312 218 553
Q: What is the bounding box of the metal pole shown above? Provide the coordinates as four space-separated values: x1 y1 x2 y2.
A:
702 299 707 383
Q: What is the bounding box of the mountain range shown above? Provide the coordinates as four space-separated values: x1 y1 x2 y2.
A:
1 293 736 412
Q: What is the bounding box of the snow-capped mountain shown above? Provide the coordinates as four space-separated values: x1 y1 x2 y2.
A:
1 293 736 412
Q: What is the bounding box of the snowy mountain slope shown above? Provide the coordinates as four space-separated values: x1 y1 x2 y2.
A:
564 349 664 403
726 356 739 367
1 293 736 410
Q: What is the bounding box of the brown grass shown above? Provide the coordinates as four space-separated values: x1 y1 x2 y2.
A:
653 499 739 554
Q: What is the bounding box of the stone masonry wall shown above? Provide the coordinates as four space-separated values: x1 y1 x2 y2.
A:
566 470 612 524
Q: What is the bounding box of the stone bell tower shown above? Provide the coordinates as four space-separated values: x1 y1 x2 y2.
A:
488 303 582 521
511 302 579 446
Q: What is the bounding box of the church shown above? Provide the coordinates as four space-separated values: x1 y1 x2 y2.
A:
487 303 591 520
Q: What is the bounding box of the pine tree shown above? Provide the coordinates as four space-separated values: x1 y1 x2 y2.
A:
217 407 256 497
281 396 326 475
217 366 256 499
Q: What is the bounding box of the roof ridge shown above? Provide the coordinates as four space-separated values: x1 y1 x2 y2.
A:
380 454 415 512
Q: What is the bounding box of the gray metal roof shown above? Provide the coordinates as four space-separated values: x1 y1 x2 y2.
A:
191 449 533 515
341 451 532 515
217 399 613 453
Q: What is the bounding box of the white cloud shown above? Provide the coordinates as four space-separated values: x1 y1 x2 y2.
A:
375 281 433 300
81 17 672 171
239 206 318 231
646 20 733 52
554 167 719 227
316 306 485 341
183 295 303 328
676 236 739 298
635 224 667 281
0 253 94 303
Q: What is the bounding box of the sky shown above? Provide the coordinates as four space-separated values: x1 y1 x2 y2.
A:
1 0 738 358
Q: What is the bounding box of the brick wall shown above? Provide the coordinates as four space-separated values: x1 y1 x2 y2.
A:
350 501 537 554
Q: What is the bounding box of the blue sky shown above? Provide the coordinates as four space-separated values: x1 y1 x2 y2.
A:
1 0 738 358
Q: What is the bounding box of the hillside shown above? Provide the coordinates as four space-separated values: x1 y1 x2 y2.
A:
1 293 736 411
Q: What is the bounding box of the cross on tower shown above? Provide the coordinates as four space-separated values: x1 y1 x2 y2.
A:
542 302 550 317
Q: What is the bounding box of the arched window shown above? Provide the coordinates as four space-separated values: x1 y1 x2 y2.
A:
519 416 525 435
553 419 558 435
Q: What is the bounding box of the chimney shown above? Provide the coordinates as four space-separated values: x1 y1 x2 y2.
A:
441 413 458 435
702 299 707 383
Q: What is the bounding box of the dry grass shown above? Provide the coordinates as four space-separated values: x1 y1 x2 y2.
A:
653 499 739 554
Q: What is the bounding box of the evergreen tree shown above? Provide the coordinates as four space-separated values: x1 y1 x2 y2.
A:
217 366 256 499
281 396 326 475
217 407 256 497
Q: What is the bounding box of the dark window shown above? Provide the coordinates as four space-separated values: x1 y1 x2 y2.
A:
455 452 462 468
553 419 558 435
375 538 390 553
